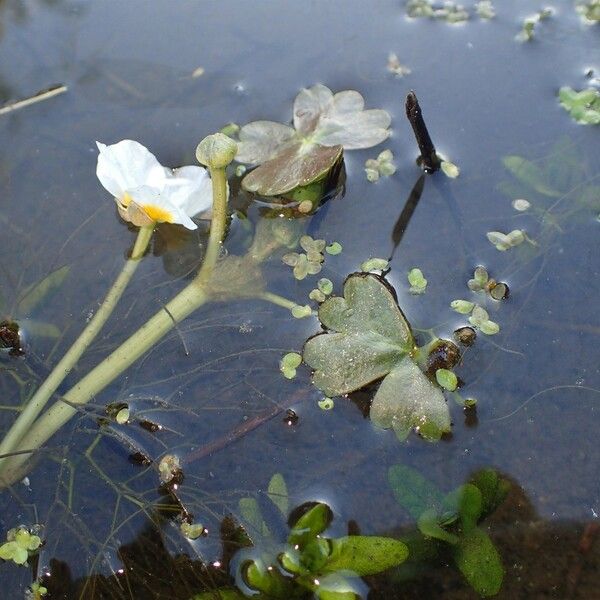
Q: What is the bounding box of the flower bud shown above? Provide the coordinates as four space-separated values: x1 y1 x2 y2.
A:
196 133 238 169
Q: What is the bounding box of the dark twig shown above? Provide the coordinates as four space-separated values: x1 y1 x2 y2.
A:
405 91 441 173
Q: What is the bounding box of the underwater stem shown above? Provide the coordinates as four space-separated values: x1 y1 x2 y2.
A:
0 157 233 486
0 224 154 471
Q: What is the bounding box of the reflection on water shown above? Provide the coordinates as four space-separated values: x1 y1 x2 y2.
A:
0 0 599 598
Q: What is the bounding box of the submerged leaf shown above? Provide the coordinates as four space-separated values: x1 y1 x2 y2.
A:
502 156 561 197
452 528 503 597
388 464 445 519
241 142 343 196
325 536 408 576
17 265 70 316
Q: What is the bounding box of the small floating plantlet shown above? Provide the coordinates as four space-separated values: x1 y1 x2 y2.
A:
408 267 428 294
0 525 42 566
280 352 302 379
365 149 397 181
558 86 600 125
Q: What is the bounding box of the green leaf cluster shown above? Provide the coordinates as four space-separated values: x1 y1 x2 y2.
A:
303 273 451 441
201 474 408 600
389 466 508 597
0 526 42 566
558 87 600 125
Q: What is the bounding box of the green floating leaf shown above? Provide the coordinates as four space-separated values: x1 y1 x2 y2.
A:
318 397 334 410
451 300 475 314
318 278 333 295
370 356 451 441
17 265 70 316
558 86 600 126
304 274 450 440
325 242 343 255
435 368 458 391
267 473 289 517
310 289 327 303
242 142 343 197
303 274 413 396
407 268 427 294
388 465 445 520
325 536 408 576
281 352 302 369
452 527 504 597
292 304 313 319
288 503 331 547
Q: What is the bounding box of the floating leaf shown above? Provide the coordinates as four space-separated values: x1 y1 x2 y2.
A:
318 398 334 410
326 242 343 255
558 87 600 126
294 85 391 149
450 300 474 314
235 121 296 165
180 521 204 540
318 278 333 295
241 142 343 197
435 368 458 391
115 407 129 424
288 503 332 546
512 198 531 211
292 305 312 319
303 274 450 440
407 268 427 294
309 289 327 303
17 265 70 316
440 160 460 178
370 356 451 441
325 536 408 576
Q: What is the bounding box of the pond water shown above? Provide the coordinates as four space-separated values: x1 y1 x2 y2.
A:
1 0 599 598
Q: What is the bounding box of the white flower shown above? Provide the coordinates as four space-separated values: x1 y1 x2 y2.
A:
96 140 212 230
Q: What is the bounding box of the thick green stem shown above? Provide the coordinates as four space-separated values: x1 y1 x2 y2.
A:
197 166 227 284
0 166 231 487
0 282 210 485
0 225 154 470
259 292 301 312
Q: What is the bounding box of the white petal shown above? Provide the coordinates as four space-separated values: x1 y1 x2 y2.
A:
235 121 296 165
96 140 167 200
293 84 334 135
169 165 213 218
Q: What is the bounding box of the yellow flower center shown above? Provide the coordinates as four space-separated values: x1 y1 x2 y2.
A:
142 204 175 223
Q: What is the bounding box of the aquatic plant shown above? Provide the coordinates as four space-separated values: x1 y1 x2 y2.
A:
194 474 408 600
0 525 42 566
0 140 213 473
302 273 452 441
232 84 391 196
389 466 508 597
558 87 600 125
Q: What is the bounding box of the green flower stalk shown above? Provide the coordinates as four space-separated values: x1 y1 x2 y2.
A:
0 224 154 471
0 134 238 486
